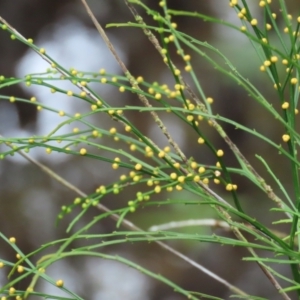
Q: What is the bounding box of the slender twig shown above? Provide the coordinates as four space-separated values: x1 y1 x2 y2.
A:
0 17 96 107
0 15 235 213
0 14 234 211
78 0 244 231
0 135 248 297
0 5 290 299
149 218 230 231
80 0 188 165
123 0 289 218
236 232 292 300
121 2 292 299
78 2 292 298
78 1 291 298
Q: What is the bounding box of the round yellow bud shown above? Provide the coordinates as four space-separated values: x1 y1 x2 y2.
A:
56 280 64 287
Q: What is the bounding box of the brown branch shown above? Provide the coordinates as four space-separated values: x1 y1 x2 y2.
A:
120 2 292 299
123 0 288 216
80 0 188 165
0 134 248 297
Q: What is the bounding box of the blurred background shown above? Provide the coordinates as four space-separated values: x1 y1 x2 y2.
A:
0 0 299 299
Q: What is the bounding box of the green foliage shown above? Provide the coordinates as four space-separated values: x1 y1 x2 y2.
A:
1 0 300 299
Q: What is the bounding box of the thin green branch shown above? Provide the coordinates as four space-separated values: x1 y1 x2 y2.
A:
80 0 188 165
0 134 248 297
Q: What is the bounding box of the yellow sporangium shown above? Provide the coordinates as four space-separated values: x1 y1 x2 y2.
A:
135 163 142 171
216 149 224 157
282 134 290 142
154 186 161 193
9 237 16 243
291 78 298 85
109 127 117 134
198 137 205 144
56 280 64 287
9 287 16 295
79 148 87 155
206 97 214 104
270 56 278 63
226 183 233 191
250 19 258 26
